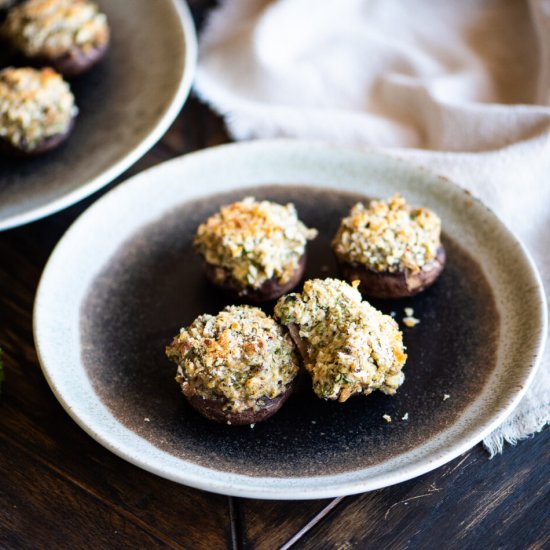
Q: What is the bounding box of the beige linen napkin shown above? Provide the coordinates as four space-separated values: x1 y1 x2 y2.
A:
195 0 550 454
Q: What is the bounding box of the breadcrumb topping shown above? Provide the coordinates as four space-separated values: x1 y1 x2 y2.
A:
4 0 109 58
403 307 420 328
332 194 441 273
195 197 317 289
403 316 420 328
0 67 76 151
274 278 407 402
166 306 300 413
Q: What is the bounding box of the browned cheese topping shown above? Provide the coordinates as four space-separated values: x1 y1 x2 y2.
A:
332 194 442 273
3 0 109 58
0 67 76 151
274 278 407 402
166 306 300 413
194 197 317 289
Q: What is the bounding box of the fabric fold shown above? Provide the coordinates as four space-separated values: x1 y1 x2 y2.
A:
195 0 550 454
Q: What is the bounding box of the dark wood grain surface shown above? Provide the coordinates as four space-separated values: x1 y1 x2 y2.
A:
0 2 548 548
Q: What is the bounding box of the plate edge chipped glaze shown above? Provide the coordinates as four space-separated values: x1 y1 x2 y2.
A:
0 0 198 231
33 140 548 500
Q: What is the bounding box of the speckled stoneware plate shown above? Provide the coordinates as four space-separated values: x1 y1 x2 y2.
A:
0 0 197 231
34 141 547 499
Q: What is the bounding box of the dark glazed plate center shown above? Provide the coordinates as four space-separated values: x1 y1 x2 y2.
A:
81 185 499 477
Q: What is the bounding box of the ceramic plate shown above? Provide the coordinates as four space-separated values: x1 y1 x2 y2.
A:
0 0 197 230
34 141 547 499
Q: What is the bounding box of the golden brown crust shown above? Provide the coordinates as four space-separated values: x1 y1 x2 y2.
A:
203 253 307 303
0 66 76 152
332 195 442 275
274 278 407 401
185 379 297 425
3 0 110 76
339 245 446 299
195 198 316 292
167 305 301 423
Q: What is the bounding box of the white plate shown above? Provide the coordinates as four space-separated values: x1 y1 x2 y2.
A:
34 141 547 499
0 0 197 230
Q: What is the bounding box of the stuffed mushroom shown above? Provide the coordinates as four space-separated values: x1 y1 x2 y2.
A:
166 305 301 425
332 194 445 299
274 278 407 402
3 0 110 77
194 197 317 303
0 66 77 155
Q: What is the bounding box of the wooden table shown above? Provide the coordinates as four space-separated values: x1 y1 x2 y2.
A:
1 3 548 548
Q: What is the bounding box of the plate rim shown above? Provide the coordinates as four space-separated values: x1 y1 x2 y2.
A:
33 140 548 499
0 0 198 232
